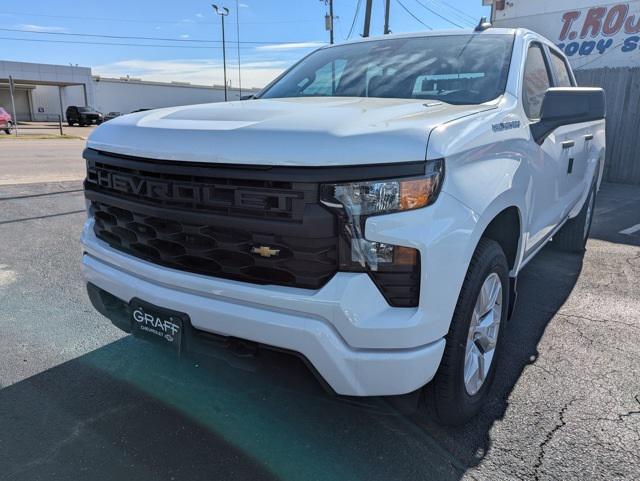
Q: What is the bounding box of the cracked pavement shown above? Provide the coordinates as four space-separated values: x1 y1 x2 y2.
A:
0 142 639 480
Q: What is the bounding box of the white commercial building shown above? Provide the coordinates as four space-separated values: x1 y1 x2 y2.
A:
0 60 258 121
487 0 640 69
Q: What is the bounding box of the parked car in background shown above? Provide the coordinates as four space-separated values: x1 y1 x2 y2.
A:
82 27 605 425
66 106 103 126
0 107 13 134
104 112 122 122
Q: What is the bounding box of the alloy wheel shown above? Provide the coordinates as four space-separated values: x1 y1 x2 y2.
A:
463 272 503 395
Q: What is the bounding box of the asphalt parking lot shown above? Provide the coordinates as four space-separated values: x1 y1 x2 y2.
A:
1 140 639 481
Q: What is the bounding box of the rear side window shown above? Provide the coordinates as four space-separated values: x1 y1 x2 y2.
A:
549 50 574 87
522 44 552 119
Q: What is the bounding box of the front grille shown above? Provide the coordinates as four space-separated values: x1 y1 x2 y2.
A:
84 149 424 305
91 201 338 289
85 150 339 290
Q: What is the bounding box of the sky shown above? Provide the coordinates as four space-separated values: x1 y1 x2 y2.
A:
0 0 490 89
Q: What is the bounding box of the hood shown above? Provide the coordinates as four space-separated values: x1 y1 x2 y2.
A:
87 97 493 166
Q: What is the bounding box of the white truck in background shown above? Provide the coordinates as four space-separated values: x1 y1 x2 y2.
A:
82 27 605 425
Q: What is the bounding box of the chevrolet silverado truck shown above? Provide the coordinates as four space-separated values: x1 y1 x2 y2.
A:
82 27 606 425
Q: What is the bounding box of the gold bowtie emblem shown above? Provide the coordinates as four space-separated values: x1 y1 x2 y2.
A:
251 245 280 258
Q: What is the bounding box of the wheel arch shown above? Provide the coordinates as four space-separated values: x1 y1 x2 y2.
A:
480 206 522 275
472 202 524 320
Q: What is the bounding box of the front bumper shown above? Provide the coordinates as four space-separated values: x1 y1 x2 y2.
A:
82 248 444 396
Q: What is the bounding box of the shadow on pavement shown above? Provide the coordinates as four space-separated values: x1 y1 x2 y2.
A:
0 245 584 481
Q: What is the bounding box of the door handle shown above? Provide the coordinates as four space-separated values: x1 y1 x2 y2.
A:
584 134 594 141
562 140 575 149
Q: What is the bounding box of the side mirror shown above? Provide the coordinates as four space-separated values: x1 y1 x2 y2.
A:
531 87 605 144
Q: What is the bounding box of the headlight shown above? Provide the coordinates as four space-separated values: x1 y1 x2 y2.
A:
320 159 443 216
320 159 443 300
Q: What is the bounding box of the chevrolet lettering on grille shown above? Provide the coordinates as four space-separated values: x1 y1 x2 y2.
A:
89 167 300 213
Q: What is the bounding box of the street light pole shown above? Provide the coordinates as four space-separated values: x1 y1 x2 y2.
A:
235 0 242 98
212 4 230 101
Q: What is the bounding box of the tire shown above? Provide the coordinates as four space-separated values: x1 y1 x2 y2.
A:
68 121 74 127
4 121 12 135
553 182 596 253
427 238 509 425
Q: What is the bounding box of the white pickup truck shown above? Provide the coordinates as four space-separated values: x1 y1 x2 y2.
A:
82 27 605 424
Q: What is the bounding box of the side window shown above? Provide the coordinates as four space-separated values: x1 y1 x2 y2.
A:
522 44 552 119
549 50 574 87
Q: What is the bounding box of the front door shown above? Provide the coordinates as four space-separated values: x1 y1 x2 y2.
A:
521 42 567 255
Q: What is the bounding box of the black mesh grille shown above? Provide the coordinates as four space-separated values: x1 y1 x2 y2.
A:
85 151 339 290
91 201 338 289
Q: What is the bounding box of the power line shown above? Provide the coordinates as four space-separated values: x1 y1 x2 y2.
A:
0 10 318 25
347 0 363 39
0 27 313 45
426 2 475 26
429 0 477 23
0 36 258 49
411 0 464 28
395 0 432 29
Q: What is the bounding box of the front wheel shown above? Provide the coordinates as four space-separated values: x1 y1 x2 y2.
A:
426 238 509 425
4 121 12 134
553 182 596 253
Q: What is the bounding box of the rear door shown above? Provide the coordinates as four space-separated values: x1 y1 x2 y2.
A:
547 48 589 218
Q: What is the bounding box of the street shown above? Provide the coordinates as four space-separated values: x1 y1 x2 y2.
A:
0 140 639 481
0 139 86 185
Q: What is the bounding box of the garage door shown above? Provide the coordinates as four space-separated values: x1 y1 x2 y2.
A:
0 88 32 121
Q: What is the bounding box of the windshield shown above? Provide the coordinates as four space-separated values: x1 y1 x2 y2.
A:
260 34 514 105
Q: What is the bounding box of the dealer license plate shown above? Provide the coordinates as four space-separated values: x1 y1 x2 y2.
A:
130 299 186 353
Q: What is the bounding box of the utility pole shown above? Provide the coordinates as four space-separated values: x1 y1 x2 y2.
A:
363 0 373 37
329 0 334 44
384 0 391 34
212 4 230 102
235 0 242 97
322 0 334 45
